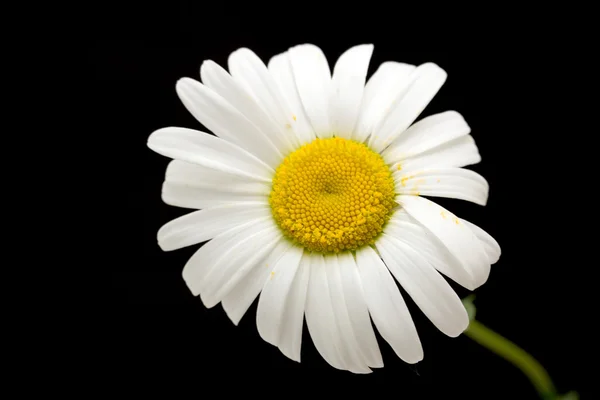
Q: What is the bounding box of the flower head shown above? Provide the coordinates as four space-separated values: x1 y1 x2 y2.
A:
148 43 501 373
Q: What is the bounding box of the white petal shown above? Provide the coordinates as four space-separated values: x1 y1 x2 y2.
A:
226 49 300 152
329 44 374 139
337 252 383 368
200 60 297 155
157 202 270 251
355 246 423 363
398 195 491 288
324 255 372 373
175 78 283 167
382 111 471 164
268 52 316 144
222 238 292 325
353 62 415 143
369 63 447 153
459 219 501 264
165 159 270 191
304 253 345 370
277 250 310 362
181 218 275 296
148 127 273 182
161 181 267 210
288 44 332 137
386 211 477 290
256 245 304 346
376 234 469 337
199 226 281 309
394 168 489 206
396 135 481 171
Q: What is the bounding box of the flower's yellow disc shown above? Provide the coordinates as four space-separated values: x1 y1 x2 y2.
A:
270 137 396 253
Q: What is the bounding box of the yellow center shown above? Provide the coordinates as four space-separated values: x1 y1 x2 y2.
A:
269 137 396 253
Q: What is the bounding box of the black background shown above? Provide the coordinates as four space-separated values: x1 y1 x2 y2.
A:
99 3 586 398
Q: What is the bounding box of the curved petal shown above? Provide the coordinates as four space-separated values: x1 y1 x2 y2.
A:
176 78 283 167
161 181 268 210
459 219 501 264
329 44 374 139
226 49 300 152
277 250 310 362
369 63 447 153
200 60 296 155
394 168 489 206
386 211 477 290
353 61 416 143
397 195 491 288
256 245 304 346
157 202 270 251
148 127 273 182
394 135 481 171
288 44 332 137
337 252 383 368
355 246 423 363
222 238 292 325
181 218 275 296
200 225 281 308
166 160 271 193
382 111 472 164
268 52 316 144
376 234 469 337
324 255 372 373
304 253 346 370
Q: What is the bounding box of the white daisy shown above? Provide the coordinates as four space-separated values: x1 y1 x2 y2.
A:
147 43 501 373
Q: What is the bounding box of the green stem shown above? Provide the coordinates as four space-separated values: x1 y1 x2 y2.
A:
464 320 557 399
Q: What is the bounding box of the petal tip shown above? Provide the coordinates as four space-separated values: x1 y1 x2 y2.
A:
226 313 241 326
156 226 174 252
175 77 200 94
199 60 215 80
228 47 255 63
418 62 448 82
289 43 321 54
352 367 373 374
444 110 462 119
183 277 202 297
350 43 374 52
450 315 471 338
279 347 301 363
405 352 424 364
176 77 192 86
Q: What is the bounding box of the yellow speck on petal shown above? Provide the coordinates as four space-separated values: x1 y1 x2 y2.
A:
453 217 460 225
292 114 297 121
269 137 396 254
400 175 413 187
396 164 402 171
440 210 447 219
437 179 441 183
270 271 275 279
285 123 292 129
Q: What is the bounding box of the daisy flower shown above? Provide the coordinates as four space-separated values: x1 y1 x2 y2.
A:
147 43 501 373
